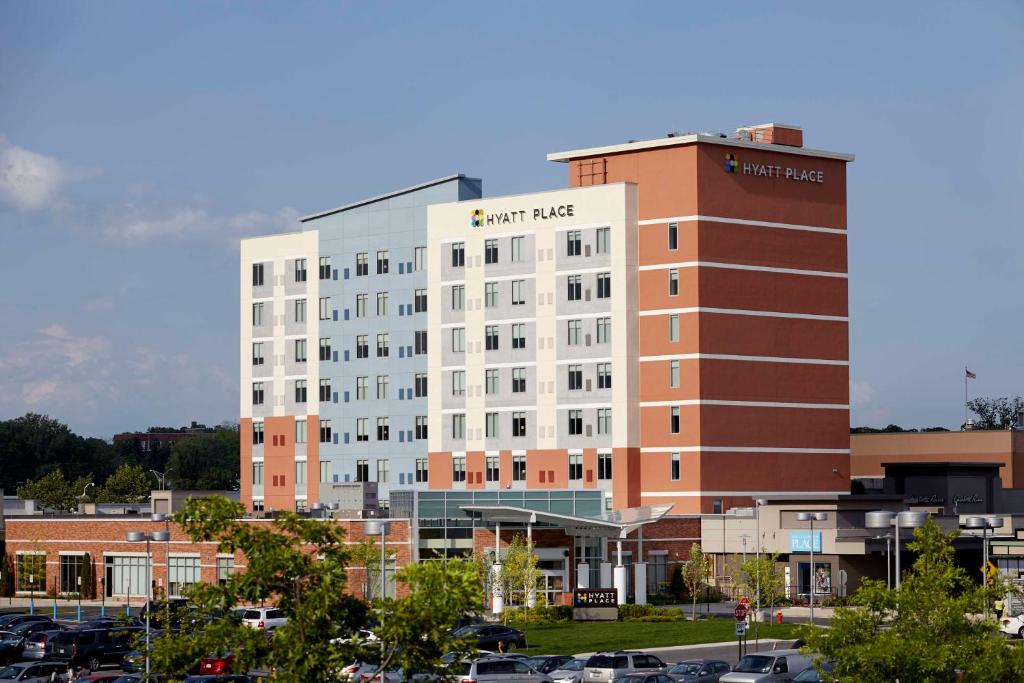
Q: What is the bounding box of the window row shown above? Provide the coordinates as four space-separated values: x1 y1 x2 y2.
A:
450 451 613 483
251 379 333 405
449 368 527 396
251 298 333 326
352 289 428 317
447 318 610 354
449 409 611 439
252 417 424 446
449 228 610 269
251 257 333 288
566 273 611 301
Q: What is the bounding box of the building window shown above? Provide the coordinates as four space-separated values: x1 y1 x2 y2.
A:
320 378 332 402
669 314 679 342
376 333 389 357
294 258 307 283
377 459 389 483
252 462 264 486
596 317 611 344
485 412 498 438
512 412 527 437
451 285 465 311
451 327 465 353
319 337 331 361
252 302 264 326
596 227 610 254
252 263 265 287
294 339 307 363
486 455 500 481
356 418 368 442
669 269 679 296
568 364 583 391
356 459 369 482
670 406 680 434
295 460 307 486
168 556 200 598
485 239 498 264
415 373 428 398
252 342 264 366
356 252 368 276
252 422 264 445
452 456 466 482
415 416 428 440
316 419 331 445
320 460 332 484
414 289 427 313
647 554 667 596
319 256 331 280
598 451 612 479
377 291 389 316
671 452 681 480
511 280 525 305
569 453 582 481
485 325 499 351
376 417 390 441
415 458 428 483
712 499 723 514
566 230 582 256
295 419 307 444
376 375 389 400
356 293 367 318
512 368 526 393
104 555 144 597
356 376 368 400
415 330 427 355
568 410 583 436
668 222 678 250
597 408 611 435
511 323 526 349
669 360 680 388
567 274 581 301
294 380 307 403
451 370 465 397
567 319 582 346
512 454 526 481
596 273 611 299
511 236 524 262
597 363 612 389
485 369 498 395
356 335 368 358
414 246 425 272
295 299 307 323
59 554 85 595
484 282 498 308
451 242 465 268
252 382 264 405
452 414 465 440
319 297 331 321
376 250 389 274
217 557 234 586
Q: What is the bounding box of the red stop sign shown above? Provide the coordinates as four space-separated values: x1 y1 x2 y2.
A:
734 605 748 621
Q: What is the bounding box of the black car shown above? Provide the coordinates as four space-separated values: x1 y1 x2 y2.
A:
0 631 26 665
0 614 53 630
524 656 576 674
453 623 527 650
50 626 143 670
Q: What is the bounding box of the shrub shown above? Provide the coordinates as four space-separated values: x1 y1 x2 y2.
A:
505 605 572 624
647 592 680 606
618 604 685 621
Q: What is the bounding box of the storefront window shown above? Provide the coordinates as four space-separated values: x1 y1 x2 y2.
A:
647 554 667 594
105 556 148 597
16 553 46 592
797 562 832 596
168 556 201 597
59 554 85 594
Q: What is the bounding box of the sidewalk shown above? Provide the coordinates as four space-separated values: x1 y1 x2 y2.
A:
663 601 835 622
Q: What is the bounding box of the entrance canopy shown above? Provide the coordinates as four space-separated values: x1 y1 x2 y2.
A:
460 503 673 539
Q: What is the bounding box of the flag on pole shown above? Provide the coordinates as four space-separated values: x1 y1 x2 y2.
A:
966 369 977 380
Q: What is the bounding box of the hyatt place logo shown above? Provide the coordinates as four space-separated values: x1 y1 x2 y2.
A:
724 153 738 173
470 209 484 228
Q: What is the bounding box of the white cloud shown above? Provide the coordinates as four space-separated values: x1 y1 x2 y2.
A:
101 206 300 244
851 379 891 425
0 135 67 211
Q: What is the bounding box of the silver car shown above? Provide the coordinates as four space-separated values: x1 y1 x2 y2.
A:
453 656 554 683
0 661 69 682
665 660 732 683
21 630 65 661
549 658 587 683
719 651 812 683
583 653 666 683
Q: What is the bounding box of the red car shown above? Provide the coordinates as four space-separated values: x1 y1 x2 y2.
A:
199 652 235 675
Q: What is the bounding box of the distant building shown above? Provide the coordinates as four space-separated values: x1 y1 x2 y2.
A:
112 421 215 451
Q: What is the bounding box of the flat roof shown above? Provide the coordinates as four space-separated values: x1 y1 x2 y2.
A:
299 173 473 223
461 503 673 538
547 133 855 163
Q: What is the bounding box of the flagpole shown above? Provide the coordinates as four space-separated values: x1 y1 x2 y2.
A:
964 366 968 428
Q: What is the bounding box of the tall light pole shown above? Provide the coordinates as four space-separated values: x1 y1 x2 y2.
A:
961 515 1003 617
363 520 389 628
871 533 893 589
79 482 95 513
152 513 172 629
796 512 828 625
754 498 766 647
866 510 928 590
127 529 170 679
150 469 173 491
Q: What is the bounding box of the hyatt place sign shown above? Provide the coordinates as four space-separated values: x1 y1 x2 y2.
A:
471 204 575 227
725 153 825 184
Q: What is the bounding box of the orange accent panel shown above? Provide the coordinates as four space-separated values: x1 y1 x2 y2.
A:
612 447 641 509
851 431 1024 486
466 451 485 490
638 313 699 357
527 450 568 488
699 314 849 359
640 404 701 446
240 418 253 511
639 450 700 490
427 452 453 489
263 415 296 513
639 360 701 402
638 219 699 266
583 448 598 489
638 268 699 311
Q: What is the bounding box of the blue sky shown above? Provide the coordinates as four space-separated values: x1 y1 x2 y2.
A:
0 2 1021 437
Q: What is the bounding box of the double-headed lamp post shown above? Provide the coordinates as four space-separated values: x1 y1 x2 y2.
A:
795 512 828 625
363 520 389 628
865 510 929 590
753 498 767 641
960 515 1003 616
127 529 170 679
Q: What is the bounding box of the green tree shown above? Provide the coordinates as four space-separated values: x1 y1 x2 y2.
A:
17 469 93 512
0 413 115 494
95 463 152 503
166 427 240 490
0 554 13 597
736 551 784 620
681 543 707 620
804 519 1024 682
496 534 542 621
465 551 495 611
350 537 397 601
968 396 1024 430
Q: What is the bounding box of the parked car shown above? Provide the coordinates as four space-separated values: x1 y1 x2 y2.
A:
999 614 1024 638
549 658 587 683
182 677 251 683
120 649 145 673
111 677 143 683
0 661 69 682
240 608 288 631
719 650 812 683
665 660 732 683
791 663 834 683
50 627 143 671
22 630 66 661
451 656 553 683
452 624 527 650
524 656 575 675
583 652 666 683
78 675 128 682
199 653 236 676
0 615 52 631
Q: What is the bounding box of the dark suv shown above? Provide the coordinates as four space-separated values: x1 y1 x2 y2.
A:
50 627 142 670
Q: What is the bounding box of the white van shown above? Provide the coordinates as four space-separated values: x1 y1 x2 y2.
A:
719 650 812 683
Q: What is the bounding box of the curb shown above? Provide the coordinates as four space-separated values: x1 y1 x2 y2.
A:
574 638 790 657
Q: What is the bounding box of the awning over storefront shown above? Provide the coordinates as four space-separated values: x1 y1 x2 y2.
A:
460 503 673 539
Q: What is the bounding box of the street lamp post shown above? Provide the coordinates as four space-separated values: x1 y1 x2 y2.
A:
363 520 389 628
152 513 172 629
128 529 170 680
961 515 1003 617
150 469 174 491
796 512 828 625
754 498 766 647
866 510 929 590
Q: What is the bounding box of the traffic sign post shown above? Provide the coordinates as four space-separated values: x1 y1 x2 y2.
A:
735 605 749 660
734 604 748 621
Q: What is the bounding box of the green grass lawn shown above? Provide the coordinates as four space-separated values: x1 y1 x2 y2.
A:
511 618 803 655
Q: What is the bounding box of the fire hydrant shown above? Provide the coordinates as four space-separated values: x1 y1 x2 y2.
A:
775 611 783 624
